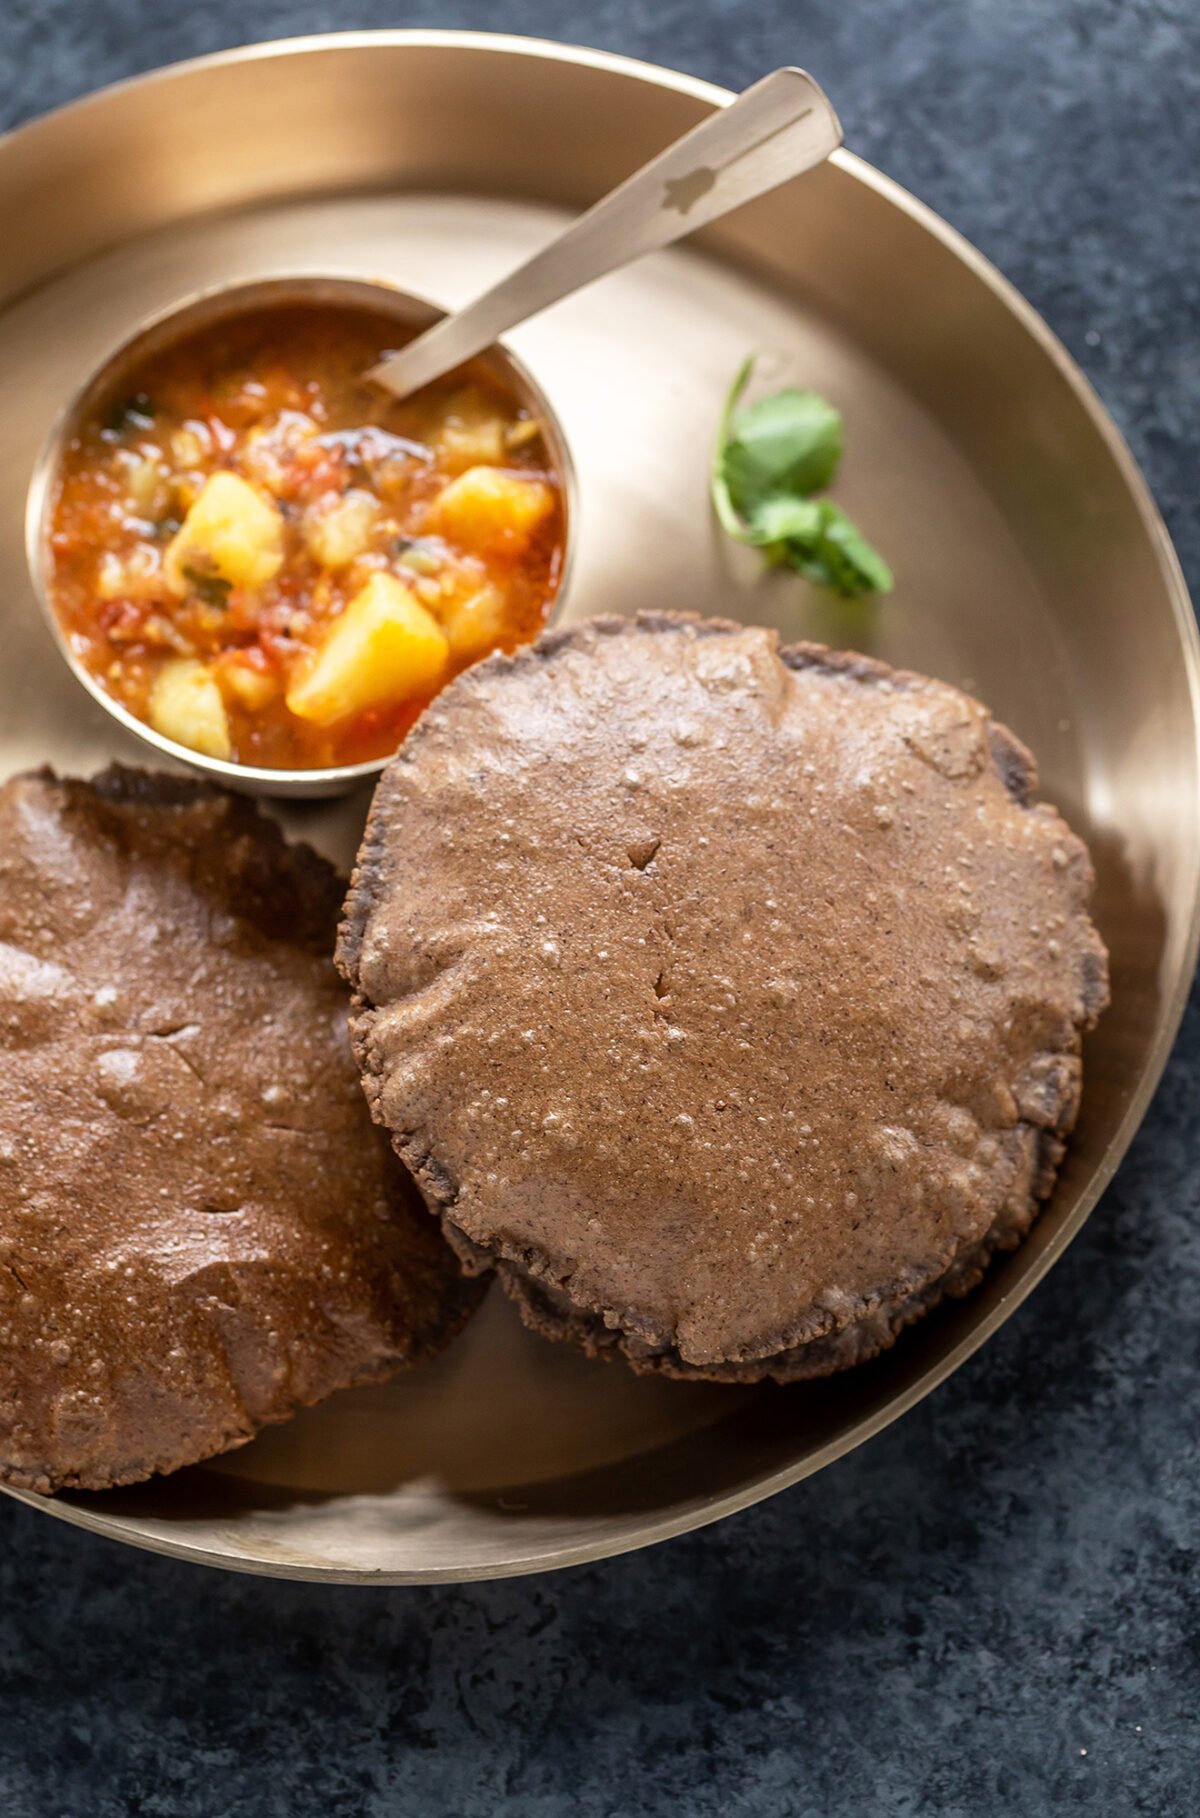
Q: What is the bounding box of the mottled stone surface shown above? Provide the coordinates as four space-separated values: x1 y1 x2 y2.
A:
0 2 1196 1813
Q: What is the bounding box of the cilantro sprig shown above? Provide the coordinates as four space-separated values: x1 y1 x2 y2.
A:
711 357 892 599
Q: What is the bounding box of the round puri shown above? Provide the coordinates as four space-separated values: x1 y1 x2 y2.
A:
0 766 479 1492
340 614 1109 1383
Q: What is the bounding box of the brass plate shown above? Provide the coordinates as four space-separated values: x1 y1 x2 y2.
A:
1 31 1196 1583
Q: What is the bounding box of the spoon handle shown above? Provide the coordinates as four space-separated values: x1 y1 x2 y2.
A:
368 67 842 400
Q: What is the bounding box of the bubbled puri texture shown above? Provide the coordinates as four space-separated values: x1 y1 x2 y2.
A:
0 766 480 1493
339 614 1109 1383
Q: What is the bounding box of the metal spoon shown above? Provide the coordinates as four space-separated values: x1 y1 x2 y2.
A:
368 66 842 401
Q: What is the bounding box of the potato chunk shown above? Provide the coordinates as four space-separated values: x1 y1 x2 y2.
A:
302 489 381 569
164 471 284 596
148 659 232 760
431 390 508 474
436 419 505 473
426 467 555 557
215 654 280 713
286 573 448 726
441 584 509 664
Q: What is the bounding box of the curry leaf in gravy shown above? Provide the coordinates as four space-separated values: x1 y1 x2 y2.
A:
712 356 892 599
180 564 232 609
101 393 156 441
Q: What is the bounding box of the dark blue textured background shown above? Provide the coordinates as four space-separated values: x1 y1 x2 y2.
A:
1 4 1197 1813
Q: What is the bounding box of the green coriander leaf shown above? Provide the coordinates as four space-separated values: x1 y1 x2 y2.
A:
778 501 894 599
818 504 894 595
710 356 893 598
710 355 758 542
712 356 844 535
741 493 824 546
725 388 843 512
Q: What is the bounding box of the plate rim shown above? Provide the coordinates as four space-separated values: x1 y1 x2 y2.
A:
2 27 1198 1584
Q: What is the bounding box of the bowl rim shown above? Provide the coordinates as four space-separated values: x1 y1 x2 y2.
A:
25 268 579 798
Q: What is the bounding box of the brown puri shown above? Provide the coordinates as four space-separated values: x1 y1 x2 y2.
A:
0 766 480 1493
339 613 1109 1386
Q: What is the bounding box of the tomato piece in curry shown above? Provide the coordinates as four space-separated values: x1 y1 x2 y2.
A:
47 302 567 770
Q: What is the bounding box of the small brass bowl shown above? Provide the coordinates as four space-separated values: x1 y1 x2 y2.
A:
26 273 577 799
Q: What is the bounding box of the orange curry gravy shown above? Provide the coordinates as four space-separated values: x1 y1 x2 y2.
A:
48 302 566 770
